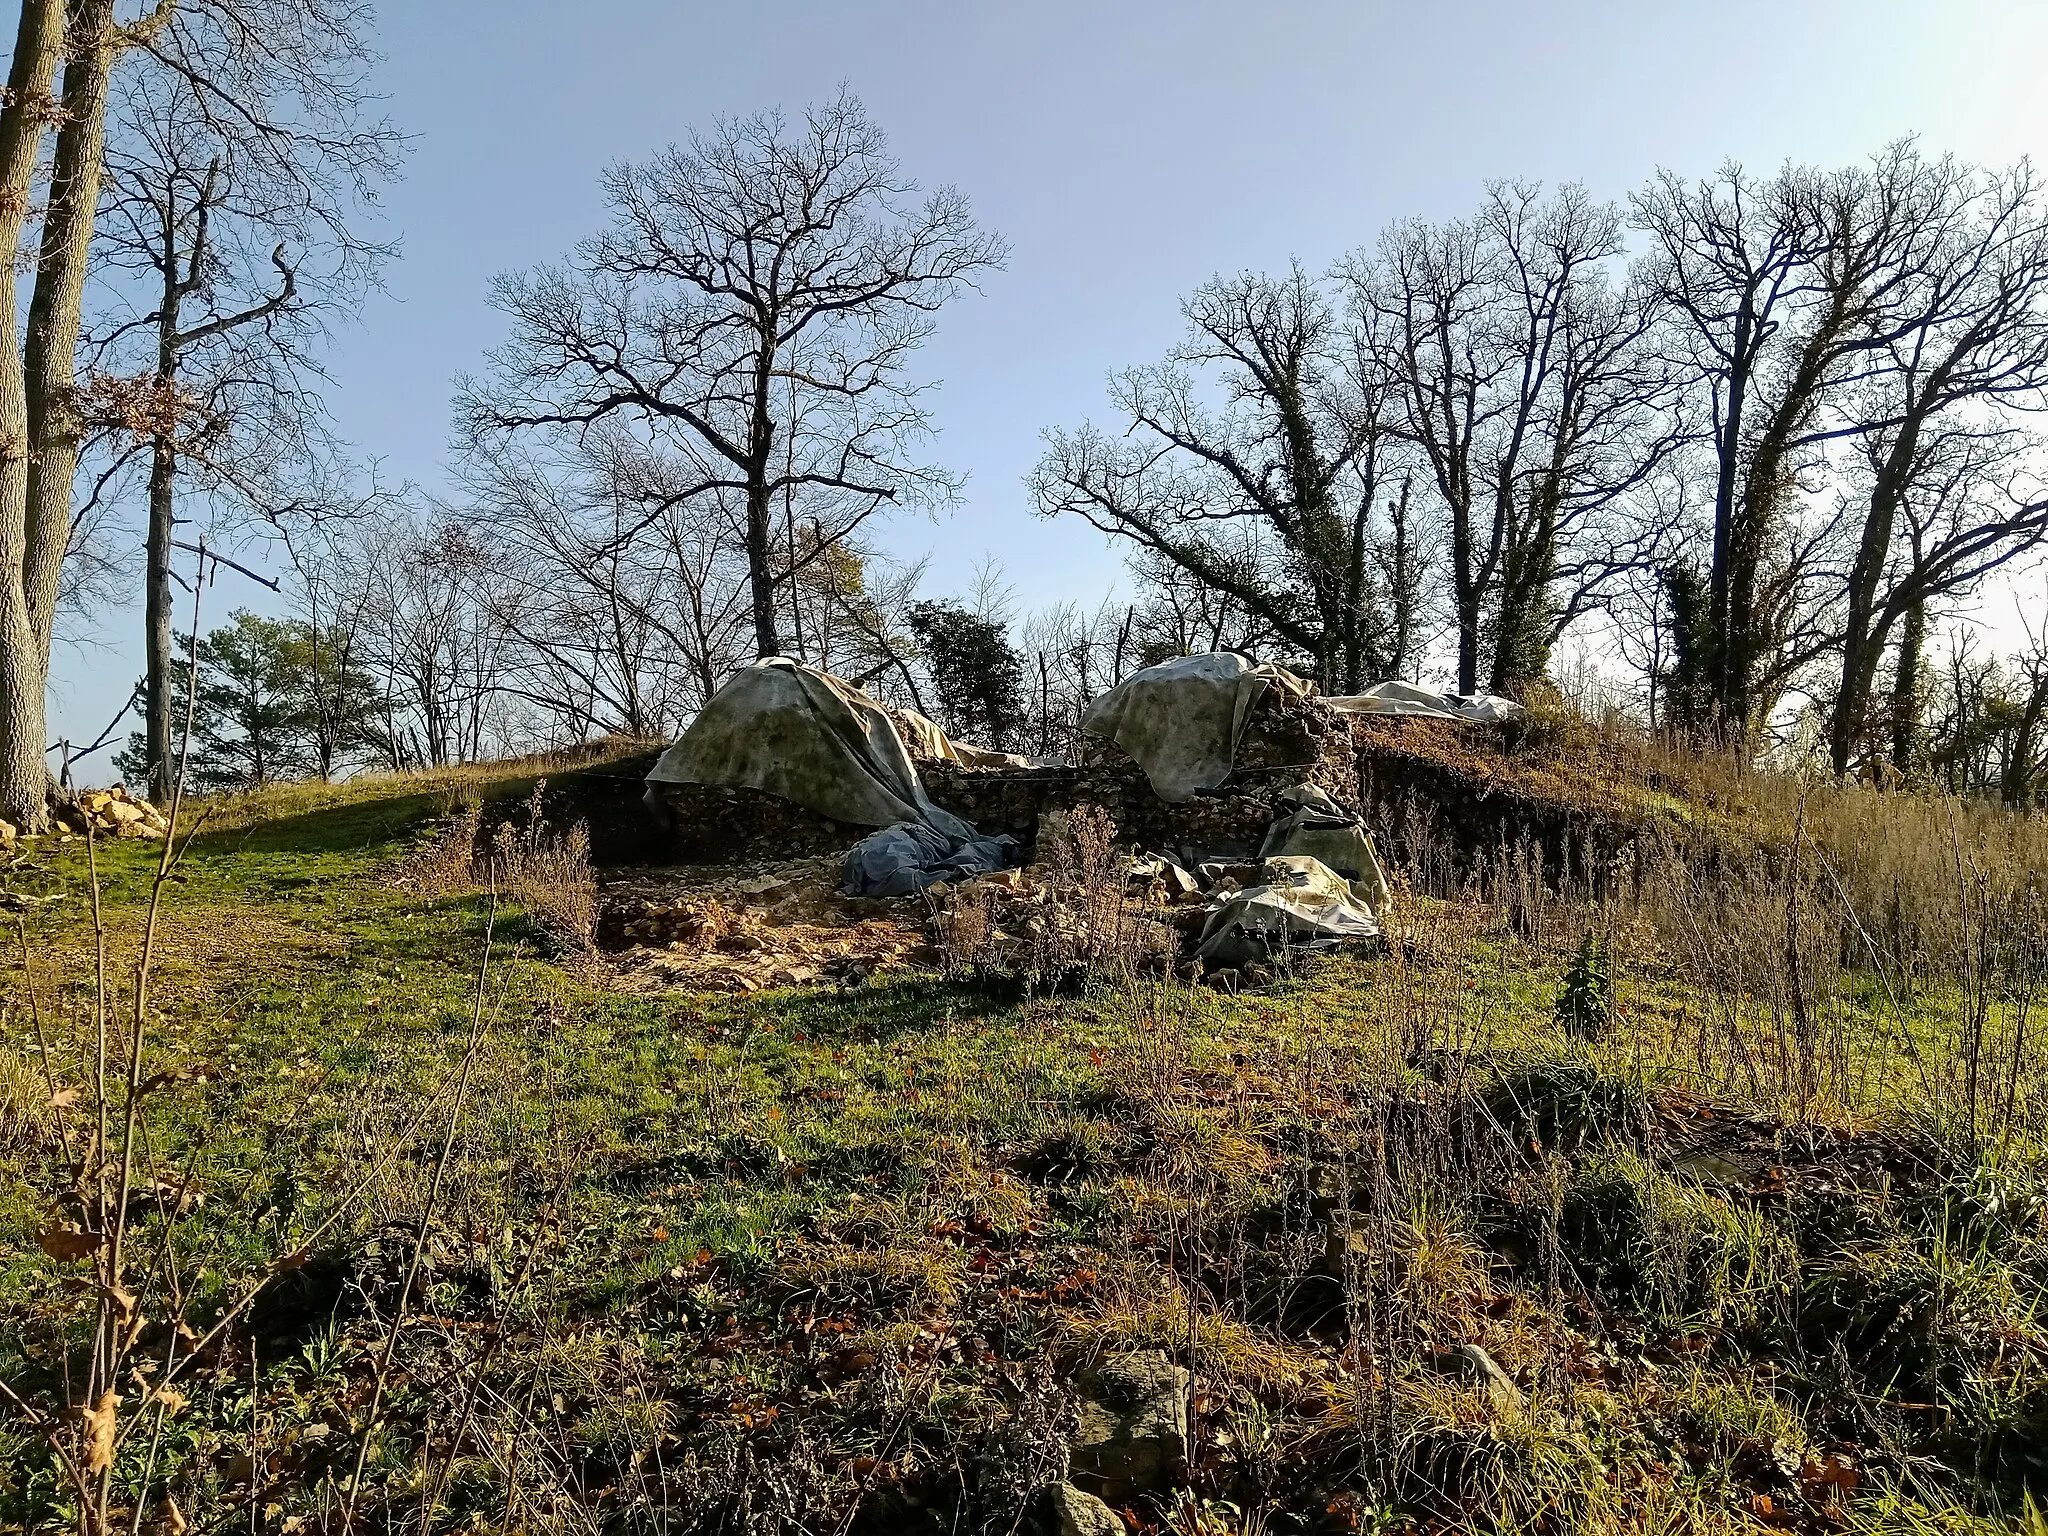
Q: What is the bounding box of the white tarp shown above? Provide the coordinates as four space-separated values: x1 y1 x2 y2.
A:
646 657 978 839
1257 783 1390 916
1080 652 1312 803
1324 680 1525 723
1196 854 1383 966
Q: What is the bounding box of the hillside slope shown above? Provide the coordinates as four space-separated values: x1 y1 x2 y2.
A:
1 749 2044 1535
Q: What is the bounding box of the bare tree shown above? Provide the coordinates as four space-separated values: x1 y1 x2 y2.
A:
1018 594 1140 759
1815 160 2048 773
1349 182 1673 695
1633 145 1968 739
458 90 1004 662
1031 263 1399 692
456 428 744 738
1125 535 1286 667
300 508 521 769
86 0 401 799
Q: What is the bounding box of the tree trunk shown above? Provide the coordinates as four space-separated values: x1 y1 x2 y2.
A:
2 0 121 828
746 344 784 658
1830 404 1931 776
1705 303 1753 738
1451 498 1478 694
1489 477 1559 696
745 479 782 658
145 436 176 800
145 199 185 802
26 0 118 650
1383 475 1416 679
0 0 65 832
1889 594 1925 780
2001 680 2047 808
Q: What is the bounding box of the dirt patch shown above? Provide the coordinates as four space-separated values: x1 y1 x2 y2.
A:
595 858 938 992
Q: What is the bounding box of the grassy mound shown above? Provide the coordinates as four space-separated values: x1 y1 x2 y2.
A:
1 752 2044 1534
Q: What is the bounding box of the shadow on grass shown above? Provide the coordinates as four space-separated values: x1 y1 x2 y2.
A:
184 788 448 862
684 973 1023 1044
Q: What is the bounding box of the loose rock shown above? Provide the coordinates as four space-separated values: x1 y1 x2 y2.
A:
1037 1481 1123 1536
1442 1342 1523 1413
1068 1350 1190 1498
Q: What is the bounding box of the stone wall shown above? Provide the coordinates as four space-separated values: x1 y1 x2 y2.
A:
1069 688 1362 863
920 762 1080 850
643 780 872 864
1348 716 1637 890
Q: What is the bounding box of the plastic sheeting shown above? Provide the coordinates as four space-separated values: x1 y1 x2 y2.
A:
1324 680 1525 722
1080 652 1312 803
839 821 1017 897
645 657 979 839
1195 855 1383 967
1257 784 1390 916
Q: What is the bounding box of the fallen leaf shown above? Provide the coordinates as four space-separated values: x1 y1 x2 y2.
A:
158 1496 188 1534
84 1390 118 1473
39 1224 105 1262
48 1085 81 1109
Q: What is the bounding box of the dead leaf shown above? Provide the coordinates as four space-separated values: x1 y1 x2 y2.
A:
158 1496 188 1535
101 1283 139 1331
48 1085 81 1109
38 1224 105 1262
84 1390 118 1473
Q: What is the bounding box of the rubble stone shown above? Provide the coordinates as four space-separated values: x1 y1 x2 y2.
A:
643 781 869 863
51 784 170 841
1441 1342 1524 1413
1038 1482 1123 1536
1068 1350 1190 1499
594 858 936 993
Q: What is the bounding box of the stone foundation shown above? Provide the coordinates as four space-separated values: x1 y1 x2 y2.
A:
643 781 871 864
921 762 1081 849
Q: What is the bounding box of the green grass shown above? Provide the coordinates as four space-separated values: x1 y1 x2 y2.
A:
1 763 2044 1533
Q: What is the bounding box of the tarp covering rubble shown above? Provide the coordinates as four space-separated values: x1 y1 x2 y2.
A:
1116 781 1388 968
1324 679 1525 723
1195 854 1384 968
644 657 1018 896
1080 652 1314 803
645 649 1514 927
648 658 973 834
1257 783 1390 914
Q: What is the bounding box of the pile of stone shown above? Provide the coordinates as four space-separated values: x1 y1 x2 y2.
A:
596 858 938 992
644 782 868 863
52 785 170 841
931 865 1180 981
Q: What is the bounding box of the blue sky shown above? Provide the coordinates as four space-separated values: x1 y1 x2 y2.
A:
50 0 2048 746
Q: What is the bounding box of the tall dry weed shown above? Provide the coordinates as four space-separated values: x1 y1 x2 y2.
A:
403 782 595 949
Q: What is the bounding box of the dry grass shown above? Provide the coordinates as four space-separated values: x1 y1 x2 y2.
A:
6 731 2048 1535
400 782 596 949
